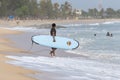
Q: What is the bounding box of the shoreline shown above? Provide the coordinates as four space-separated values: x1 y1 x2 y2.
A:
0 27 81 80
0 28 37 80
0 54 36 80
1 18 120 27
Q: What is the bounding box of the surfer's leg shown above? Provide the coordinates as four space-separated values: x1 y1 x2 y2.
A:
50 48 54 57
53 51 55 56
53 36 56 42
53 48 57 56
50 51 53 56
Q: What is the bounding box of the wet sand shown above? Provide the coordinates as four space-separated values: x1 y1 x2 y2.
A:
0 27 80 80
0 28 37 80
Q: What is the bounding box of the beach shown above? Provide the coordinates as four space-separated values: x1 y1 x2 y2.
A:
0 19 120 80
0 28 37 80
0 19 82 80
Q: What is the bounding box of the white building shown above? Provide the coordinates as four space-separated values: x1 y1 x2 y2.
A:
75 9 82 15
74 9 82 19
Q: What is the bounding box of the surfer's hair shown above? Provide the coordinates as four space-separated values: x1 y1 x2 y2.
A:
52 23 56 27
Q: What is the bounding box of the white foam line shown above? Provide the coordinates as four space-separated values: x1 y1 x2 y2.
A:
6 56 120 80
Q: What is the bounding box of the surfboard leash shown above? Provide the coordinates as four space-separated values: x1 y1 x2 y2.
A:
20 38 34 53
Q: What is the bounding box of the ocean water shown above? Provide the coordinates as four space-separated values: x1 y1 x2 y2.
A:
6 21 120 80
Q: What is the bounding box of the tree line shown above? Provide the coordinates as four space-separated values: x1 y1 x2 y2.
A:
82 8 120 19
0 0 120 20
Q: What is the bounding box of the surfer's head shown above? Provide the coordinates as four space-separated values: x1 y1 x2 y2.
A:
52 23 56 27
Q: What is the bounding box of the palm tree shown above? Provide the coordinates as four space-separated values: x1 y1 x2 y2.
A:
53 2 60 19
60 1 72 19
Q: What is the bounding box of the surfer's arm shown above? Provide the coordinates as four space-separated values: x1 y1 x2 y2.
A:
52 32 56 36
50 28 56 42
52 32 56 42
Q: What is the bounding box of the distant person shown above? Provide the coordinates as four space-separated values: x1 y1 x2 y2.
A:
94 34 96 36
110 33 113 37
49 23 57 57
106 32 110 36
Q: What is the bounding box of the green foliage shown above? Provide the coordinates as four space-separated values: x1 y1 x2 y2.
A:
0 0 120 19
39 0 53 19
15 5 29 17
53 3 60 18
60 1 72 19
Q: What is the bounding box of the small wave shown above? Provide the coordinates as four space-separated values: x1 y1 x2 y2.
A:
60 24 83 27
79 38 94 45
5 26 38 32
103 21 120 25
6 55 120 80
66 50 120 63
60 23 100 27
61 21 120 27
88 23 100 26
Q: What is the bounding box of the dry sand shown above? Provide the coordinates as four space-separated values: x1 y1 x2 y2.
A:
0 28 37 80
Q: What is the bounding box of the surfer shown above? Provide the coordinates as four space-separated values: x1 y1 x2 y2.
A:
50 23 57 56
94 34 96 36
106 32 110 36
50 23 56 42
110 33 113 37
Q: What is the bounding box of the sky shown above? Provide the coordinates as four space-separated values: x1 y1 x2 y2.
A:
51 0 120 11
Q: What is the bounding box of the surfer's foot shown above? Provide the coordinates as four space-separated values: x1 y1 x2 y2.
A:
50 51 53 56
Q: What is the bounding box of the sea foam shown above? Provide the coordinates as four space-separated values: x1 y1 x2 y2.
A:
6 56 120 80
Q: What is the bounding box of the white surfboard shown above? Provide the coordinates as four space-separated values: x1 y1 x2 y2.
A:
32 35 79 50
